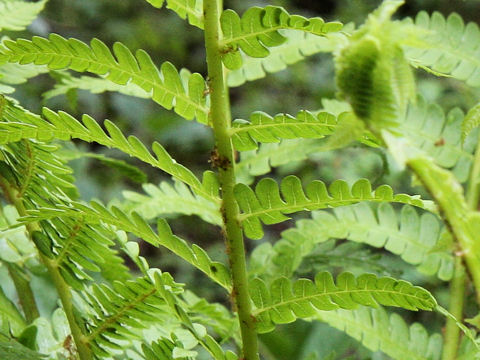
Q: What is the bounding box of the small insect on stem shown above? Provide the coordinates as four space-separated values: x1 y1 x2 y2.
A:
209 147 231 170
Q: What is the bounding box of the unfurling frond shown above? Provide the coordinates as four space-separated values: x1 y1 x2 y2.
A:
220 6 342 70
315 307 442 360
23 202 231 290
0 0 47 32
0 35 209 123
144 0 204 29
235 176 435 239
0 101 218 202
250 271 436 333
405 12 480 86
231 110 338 151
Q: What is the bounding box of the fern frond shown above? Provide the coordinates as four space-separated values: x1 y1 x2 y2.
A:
0 339 47 360
0 63 48 94
315 306 442 360
235 176 435 239
250 271 436 333
144 0 203 29
0 35 209 123
0 101 219 202
462 102 480 144
251 203 453 281
121 181 222 226
230 110 338 151
23 201 232 290
43 74 150 100
405 12 480 86
80 271 182 356
0 0 47 32
0 286 26 337
227 28 350 87
220 6 342 70
400 97 476 182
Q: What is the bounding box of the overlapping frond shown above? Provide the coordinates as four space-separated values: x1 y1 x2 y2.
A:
315 307 442 360
220 6 342 70
80 271 180 357
400 97 476 182
0 101 219 202
250 203 453 281
231 110 338 151
227 29 349 87
249 271 436 333
23 201 231 290
144 0 204 29
405 12 480 86
234 175 435 239
0 0 47 32
0 63 48 94
121 181 222 226
0 35 209 123
43 74 150 100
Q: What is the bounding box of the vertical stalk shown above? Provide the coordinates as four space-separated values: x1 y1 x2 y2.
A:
203 1 259 360
6 263 40 323
441 256 465 360
0 177 91 360
467 131 480 210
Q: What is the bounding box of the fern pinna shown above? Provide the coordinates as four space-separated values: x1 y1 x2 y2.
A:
0 0 480 359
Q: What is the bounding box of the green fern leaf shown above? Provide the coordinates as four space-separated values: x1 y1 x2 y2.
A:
227 27 350 87
0 339 47 360
0 287 26 337
43 74 150 100
120 180 222 226
220 6 342 70
0 0 47 32
315 306 442 360
462 102 480 144
400 97 476 182
251 203 453 281
235 175 435 239
0 35 209 123
405 12 480 86
23 202 231 290
231 110 338 151
0 63 48 94
250 271 436 333
144 0 203 29
0 101 218 202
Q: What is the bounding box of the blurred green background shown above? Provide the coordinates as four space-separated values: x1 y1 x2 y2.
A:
6 1 480 359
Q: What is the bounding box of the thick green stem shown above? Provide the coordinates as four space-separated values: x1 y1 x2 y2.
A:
0 177 91 360
6 262 39 323
203 1 259 359
441 256 466 360
467 131 480 210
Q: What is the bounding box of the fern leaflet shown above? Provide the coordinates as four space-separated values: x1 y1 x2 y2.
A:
0 101 219 202
405 11 480 86
231 110 338 151
462 102 480 144
235 175 435 239
250 271 436 333
0 0 47 32
220 6 342 70
121 181 222 226
0 35 209 123
144 0 203 29
315 306 442 360
22 201 232 290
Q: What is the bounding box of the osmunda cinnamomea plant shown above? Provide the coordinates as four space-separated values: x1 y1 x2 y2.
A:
1 0 480 359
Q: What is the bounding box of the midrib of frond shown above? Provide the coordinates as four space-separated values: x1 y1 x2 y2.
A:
237 197 430 222
54 221 84 266
221 25 286 47
229 121 337 136
252 287 432 317
86 286 157 342
17 140 35 198
317 310 428 360
7 48 209 117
